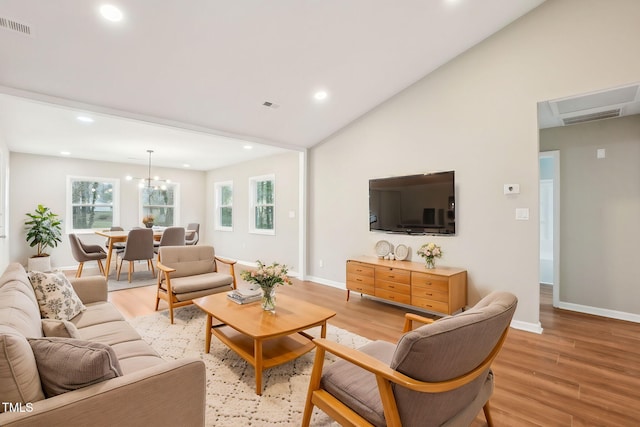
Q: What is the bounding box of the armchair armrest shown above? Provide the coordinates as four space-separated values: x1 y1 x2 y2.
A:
155 261 176 294
314 323 509 394
156 261 176 274
215 256 237 289
80 241 106 254
0 358 206 427
403 313 436 332
69 275 108 304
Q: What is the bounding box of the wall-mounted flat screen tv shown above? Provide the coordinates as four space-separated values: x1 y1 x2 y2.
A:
369 171 455 235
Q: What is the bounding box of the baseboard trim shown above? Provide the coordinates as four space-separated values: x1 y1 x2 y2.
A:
510 320 543 334
557 301 640 324
304 275 344 289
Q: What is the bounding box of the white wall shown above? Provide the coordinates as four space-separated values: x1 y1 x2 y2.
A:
307 0 640 330
540 115 640 317
10 152 206 269
206 151 300 272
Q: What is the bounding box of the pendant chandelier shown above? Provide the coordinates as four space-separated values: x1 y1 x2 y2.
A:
125 150 171 190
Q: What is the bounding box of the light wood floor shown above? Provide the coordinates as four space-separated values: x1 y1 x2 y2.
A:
108 273 640 426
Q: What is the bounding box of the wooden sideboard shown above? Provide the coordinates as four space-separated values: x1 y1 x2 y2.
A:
346 256 467 316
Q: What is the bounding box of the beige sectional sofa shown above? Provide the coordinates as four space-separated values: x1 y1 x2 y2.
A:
0 262 205 426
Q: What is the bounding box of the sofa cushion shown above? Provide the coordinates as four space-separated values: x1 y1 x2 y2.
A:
0 282 44 339
28 271 86 321
0 263 33 289
0 330 45 412
77 321 142 346
41 319 81 338
0 264 42 339
70 302 125 329
28 337 123 398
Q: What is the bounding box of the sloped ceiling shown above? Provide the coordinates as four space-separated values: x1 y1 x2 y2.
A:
0 1 545 170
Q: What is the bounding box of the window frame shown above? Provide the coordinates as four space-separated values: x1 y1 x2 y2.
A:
138 182 181 227
249 174 275 235
214 180 233 231
66 175 120 234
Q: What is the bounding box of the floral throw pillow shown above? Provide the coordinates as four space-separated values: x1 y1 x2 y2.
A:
28 271 86 321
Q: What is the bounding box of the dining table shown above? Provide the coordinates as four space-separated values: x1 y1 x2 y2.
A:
95 228 194 279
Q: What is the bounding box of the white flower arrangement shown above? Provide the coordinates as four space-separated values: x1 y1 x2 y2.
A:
240 261 293 290
417 242 442 268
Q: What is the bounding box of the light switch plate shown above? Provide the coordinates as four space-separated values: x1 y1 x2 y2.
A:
515 208 529 220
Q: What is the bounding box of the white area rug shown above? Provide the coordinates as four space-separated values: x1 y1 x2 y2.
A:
127 305 371 426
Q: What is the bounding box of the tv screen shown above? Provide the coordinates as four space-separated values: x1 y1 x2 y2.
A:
369 171 455 235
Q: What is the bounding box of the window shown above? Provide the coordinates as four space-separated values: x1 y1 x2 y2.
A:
67 176 119 233
140 183 180 227
214 181 233 231
249 174 275 234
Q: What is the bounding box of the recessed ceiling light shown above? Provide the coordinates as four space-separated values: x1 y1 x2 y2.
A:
100 4 123 22
60 151 71 156
314 91 328 101
243 145 253 150
183 164 191 168
76 116 94 123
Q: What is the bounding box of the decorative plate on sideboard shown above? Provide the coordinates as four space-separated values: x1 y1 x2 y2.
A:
394 244 409 261
375 240 391 258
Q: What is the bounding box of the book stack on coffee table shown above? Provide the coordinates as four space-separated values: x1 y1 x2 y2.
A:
227 287 262 304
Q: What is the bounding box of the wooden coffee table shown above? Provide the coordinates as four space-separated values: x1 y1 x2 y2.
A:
193 292 336 395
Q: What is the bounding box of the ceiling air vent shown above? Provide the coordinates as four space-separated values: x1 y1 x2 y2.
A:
0 16 32 36
562 109 621 126
262 101 280 109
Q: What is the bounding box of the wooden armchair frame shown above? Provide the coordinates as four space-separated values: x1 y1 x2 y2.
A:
302 313 509 427
155 253 236 323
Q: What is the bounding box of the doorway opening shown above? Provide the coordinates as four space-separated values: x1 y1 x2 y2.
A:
539 151 559 307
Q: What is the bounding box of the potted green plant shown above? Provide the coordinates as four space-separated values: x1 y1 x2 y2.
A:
25 204 62 271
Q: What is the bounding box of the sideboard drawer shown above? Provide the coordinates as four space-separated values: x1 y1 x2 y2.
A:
411 287 448 303
412 296 449 313
375 288 411 305
347 262 374 277
347 272 374 287
347 281 375 295
375 267 411 285
376 280 410 295
412 272 449 293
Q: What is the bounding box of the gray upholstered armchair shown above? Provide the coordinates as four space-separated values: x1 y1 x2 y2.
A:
155 245 236 323
302 291 517 427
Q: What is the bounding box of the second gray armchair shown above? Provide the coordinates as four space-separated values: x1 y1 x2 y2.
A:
302 291 518 427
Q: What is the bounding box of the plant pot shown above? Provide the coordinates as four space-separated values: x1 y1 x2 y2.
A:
145 223 154 228
28 256 51 272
